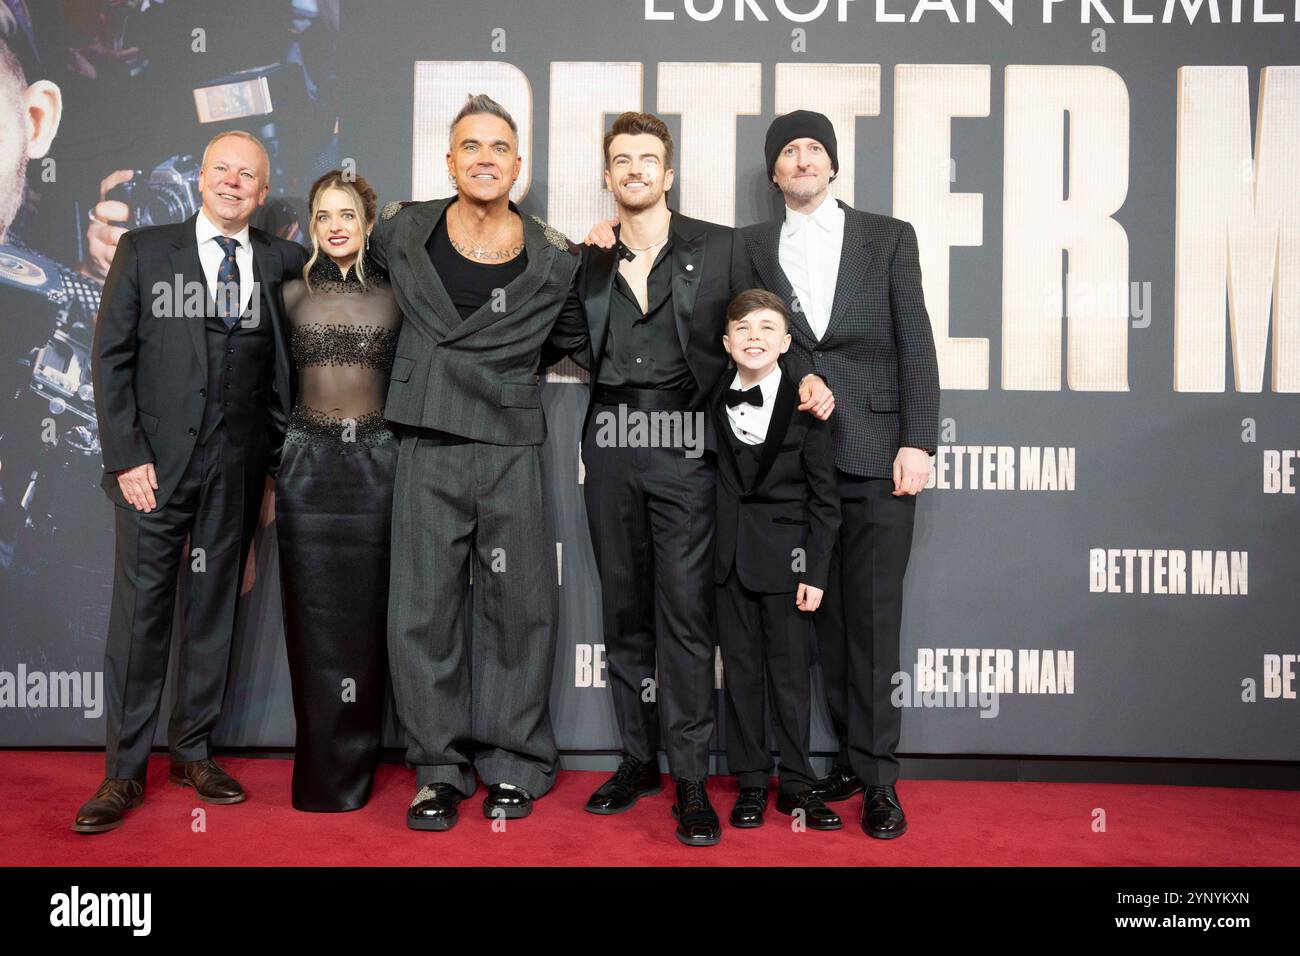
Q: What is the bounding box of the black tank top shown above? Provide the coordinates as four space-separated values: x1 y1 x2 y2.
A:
427 211 527 322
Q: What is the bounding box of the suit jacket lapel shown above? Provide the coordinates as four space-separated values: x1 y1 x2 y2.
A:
709 373 742 490
401 198 457 339
744 220 817 345
439 206 553 345
248 231 273 320
823 201 873 342
168 214 208 371
669 214 704 358
749 373 797 493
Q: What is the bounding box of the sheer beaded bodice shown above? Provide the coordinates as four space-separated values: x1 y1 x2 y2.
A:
283 256 401 446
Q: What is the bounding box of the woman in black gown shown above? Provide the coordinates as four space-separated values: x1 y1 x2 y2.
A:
277 171 400 811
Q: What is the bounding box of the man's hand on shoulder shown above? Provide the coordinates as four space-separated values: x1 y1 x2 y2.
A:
584 218 618 248
892 447 931 497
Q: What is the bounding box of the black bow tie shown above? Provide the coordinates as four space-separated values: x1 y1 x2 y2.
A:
725 385 763 408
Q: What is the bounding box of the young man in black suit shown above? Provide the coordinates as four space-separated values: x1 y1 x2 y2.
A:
712 289 842 831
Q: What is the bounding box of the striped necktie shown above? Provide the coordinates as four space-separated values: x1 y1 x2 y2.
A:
214 235 241 328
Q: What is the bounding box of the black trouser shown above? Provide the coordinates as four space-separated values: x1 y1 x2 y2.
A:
102 424 265 779
582 402 716 782
815 471 916 787
717 567 817 795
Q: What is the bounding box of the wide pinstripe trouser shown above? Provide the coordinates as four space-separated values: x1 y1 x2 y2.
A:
387 430 559 798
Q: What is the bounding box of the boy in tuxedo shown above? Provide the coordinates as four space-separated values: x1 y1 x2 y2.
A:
711 289 842 830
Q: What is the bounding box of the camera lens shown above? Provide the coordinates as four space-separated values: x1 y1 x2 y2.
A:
143 187 191 226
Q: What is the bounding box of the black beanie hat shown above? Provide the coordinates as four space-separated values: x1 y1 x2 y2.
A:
764 109 839 181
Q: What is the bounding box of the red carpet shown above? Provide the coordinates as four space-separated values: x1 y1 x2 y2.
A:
2 752 1297 866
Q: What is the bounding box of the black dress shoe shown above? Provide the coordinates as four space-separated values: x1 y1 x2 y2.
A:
483 783 534 819
584 755 663 815
407 783 463 831
810 763 864 803
671 779 721 847
729 787 768 828
168 758 246 804
776 790 843 830
72 778 145 834
861 784 907 839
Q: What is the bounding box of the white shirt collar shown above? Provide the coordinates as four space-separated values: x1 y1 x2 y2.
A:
781 190 842 236
730 363 783 400
196 208 251 249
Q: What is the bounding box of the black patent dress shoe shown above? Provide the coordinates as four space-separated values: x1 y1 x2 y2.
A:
483 783 534 819
729 787 768 828
407 783 463 831
168 758 246 804
810 763 865 803
672 779 721 847
584 755 663 815
861 784 907 839
776 789 843 830
72 778 145 834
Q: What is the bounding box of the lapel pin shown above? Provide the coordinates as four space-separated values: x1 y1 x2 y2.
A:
685 263 694 271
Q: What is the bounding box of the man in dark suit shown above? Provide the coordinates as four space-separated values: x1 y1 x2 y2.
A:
368 95 587 831
78 131 307 833
711 289 842 832
734 111 940 839
554 112 833 847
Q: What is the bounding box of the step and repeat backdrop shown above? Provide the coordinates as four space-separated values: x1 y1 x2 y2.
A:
0 0 1296 764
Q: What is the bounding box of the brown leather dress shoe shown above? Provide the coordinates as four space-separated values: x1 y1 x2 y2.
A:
72 778 145 834
169 758 246 804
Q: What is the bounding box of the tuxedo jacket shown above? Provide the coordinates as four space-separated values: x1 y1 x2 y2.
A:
544 212 754 425
91 213 307 509
735 202 940 479
711 368 840 594
369 197 585 446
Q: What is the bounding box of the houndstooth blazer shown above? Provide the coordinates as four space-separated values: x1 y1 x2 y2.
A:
735 201 940 479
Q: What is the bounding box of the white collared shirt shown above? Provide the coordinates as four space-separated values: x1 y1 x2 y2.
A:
726 364 783 445
778 190 843 341
195 209 254 317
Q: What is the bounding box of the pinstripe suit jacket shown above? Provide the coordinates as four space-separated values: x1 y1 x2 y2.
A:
369 197 585 446
736 202 940 478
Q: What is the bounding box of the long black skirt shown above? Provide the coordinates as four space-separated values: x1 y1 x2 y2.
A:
276 429 397 811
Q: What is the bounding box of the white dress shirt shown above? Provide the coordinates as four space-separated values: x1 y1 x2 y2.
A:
778 191 844 341
195 210 254 317
725 365 783 446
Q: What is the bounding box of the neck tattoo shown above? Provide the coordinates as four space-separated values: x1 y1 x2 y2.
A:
453 204 518 261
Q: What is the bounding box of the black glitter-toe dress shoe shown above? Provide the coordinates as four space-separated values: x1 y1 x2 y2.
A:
729 787 768 828
809 763 864 803
407 783 463 831
860 784 907 839
482 783 534 819
584 755 663 814
776 789 843 830
672 779 721 847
